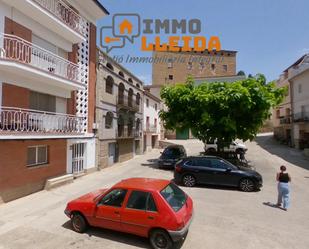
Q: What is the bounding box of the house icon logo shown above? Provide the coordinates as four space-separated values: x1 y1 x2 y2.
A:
100 13 141 53
119 19 133 35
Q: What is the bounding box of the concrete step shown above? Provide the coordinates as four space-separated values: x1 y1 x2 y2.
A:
44 174 74 190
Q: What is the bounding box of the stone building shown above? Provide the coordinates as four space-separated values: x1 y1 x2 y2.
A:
96 50 144 168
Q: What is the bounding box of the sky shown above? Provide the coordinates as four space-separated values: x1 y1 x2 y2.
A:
97 0 309 85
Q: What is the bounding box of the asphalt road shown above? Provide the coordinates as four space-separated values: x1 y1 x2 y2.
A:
0 134 308 249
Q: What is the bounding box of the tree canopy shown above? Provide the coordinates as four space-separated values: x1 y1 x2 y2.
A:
160 75 286 149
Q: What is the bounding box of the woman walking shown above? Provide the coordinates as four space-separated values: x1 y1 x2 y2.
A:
276 165 291 211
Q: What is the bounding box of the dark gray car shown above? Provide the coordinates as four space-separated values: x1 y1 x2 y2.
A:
158 145 187 169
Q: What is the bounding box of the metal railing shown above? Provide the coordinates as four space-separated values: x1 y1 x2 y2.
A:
279 116 291 125
116 95 140 112
32 0 88 36
293 112 309 123
117 126 141 138
145 124 158 133
0 33 84 84
0 107 84 133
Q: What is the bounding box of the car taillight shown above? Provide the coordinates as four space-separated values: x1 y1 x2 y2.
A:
175 165 182 173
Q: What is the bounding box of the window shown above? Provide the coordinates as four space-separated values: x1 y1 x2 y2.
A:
105 112 113 129
168 75 173 80
99 189 127 207
187 61 193 70
146 98 149 107
154 118 157 127
136 93 141 105
211 64 216 71
118 71 124 78
105 76 114 94
298 83 302 94
106 63 114 71
167 58 173 68
210 159 237 170
193 158 211 167
27 145 48 167
30 91 55 112
126 191 148 210
126 191 157 211
128 78 133 83
155 103 158 111
136 84 140 88
223 65 228 72
160 183 187 212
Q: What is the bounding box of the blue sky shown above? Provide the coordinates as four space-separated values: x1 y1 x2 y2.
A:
97 0 309 84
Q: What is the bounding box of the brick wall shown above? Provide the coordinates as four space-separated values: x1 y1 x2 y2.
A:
88 23 97 133
152 50 237 85
0 139 67 202
2 83 30 108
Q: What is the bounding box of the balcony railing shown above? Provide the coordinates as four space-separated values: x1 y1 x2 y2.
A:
279 116 291 125
145 124 158 133
0 33 84 84
116 95 140 112
0 107 84 134
117 126 141 138
293 112 309 123
32 0 87 37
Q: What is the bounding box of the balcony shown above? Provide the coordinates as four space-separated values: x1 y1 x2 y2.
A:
116 95 140 112
279 116 292 125
2 0 87 43
145 124 158 133
293 112 309 123
0 33 85 93
0 107 84 135
117 126 141 139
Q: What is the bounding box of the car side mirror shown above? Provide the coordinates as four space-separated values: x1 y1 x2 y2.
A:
226 168 232 172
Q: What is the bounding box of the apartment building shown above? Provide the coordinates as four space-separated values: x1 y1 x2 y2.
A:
273 54 309 149
0 0 108 202
143 90 161 152
96 50 144 168
273 71 292 144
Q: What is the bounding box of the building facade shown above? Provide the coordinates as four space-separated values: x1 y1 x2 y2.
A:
151 49 237 139
273 54 309 149
143 90 161 152
96 50 144 169
0 0 108 202
152 49 237 86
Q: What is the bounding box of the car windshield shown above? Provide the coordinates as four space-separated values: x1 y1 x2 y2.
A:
160 183 187 212
221 158 238 169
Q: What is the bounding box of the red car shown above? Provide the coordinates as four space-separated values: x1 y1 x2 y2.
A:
65 178 193 249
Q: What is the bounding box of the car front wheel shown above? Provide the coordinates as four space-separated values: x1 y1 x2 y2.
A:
239 178 255 192
150 229 173 249
182 174 196 187
71 213 88 233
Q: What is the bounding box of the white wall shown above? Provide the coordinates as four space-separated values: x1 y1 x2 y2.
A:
143 95 161 134
292 70 309 114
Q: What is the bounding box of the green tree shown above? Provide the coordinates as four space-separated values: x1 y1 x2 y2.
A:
237 70 246 76
160 74 286 151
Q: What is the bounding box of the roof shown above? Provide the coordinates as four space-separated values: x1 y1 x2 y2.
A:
195 75 246 85
283 54 309 72
144 90 161 102
114 178 170 191
92 0 110 15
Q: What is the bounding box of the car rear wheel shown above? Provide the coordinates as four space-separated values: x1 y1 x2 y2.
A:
71 213 88 233
182 174 196 187
239 178 255 192
150 229 173 249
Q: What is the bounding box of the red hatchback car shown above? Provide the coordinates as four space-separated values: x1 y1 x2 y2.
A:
65 178 193 249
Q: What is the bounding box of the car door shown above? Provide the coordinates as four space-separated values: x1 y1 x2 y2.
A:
191 158 215 184
209 159 239 186
93 188 127 231
121 190 158 237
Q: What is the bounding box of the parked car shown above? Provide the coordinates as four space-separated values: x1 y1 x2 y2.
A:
204 140 247 154
158 144 187 169
174 156 262 192
65 178 193 249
